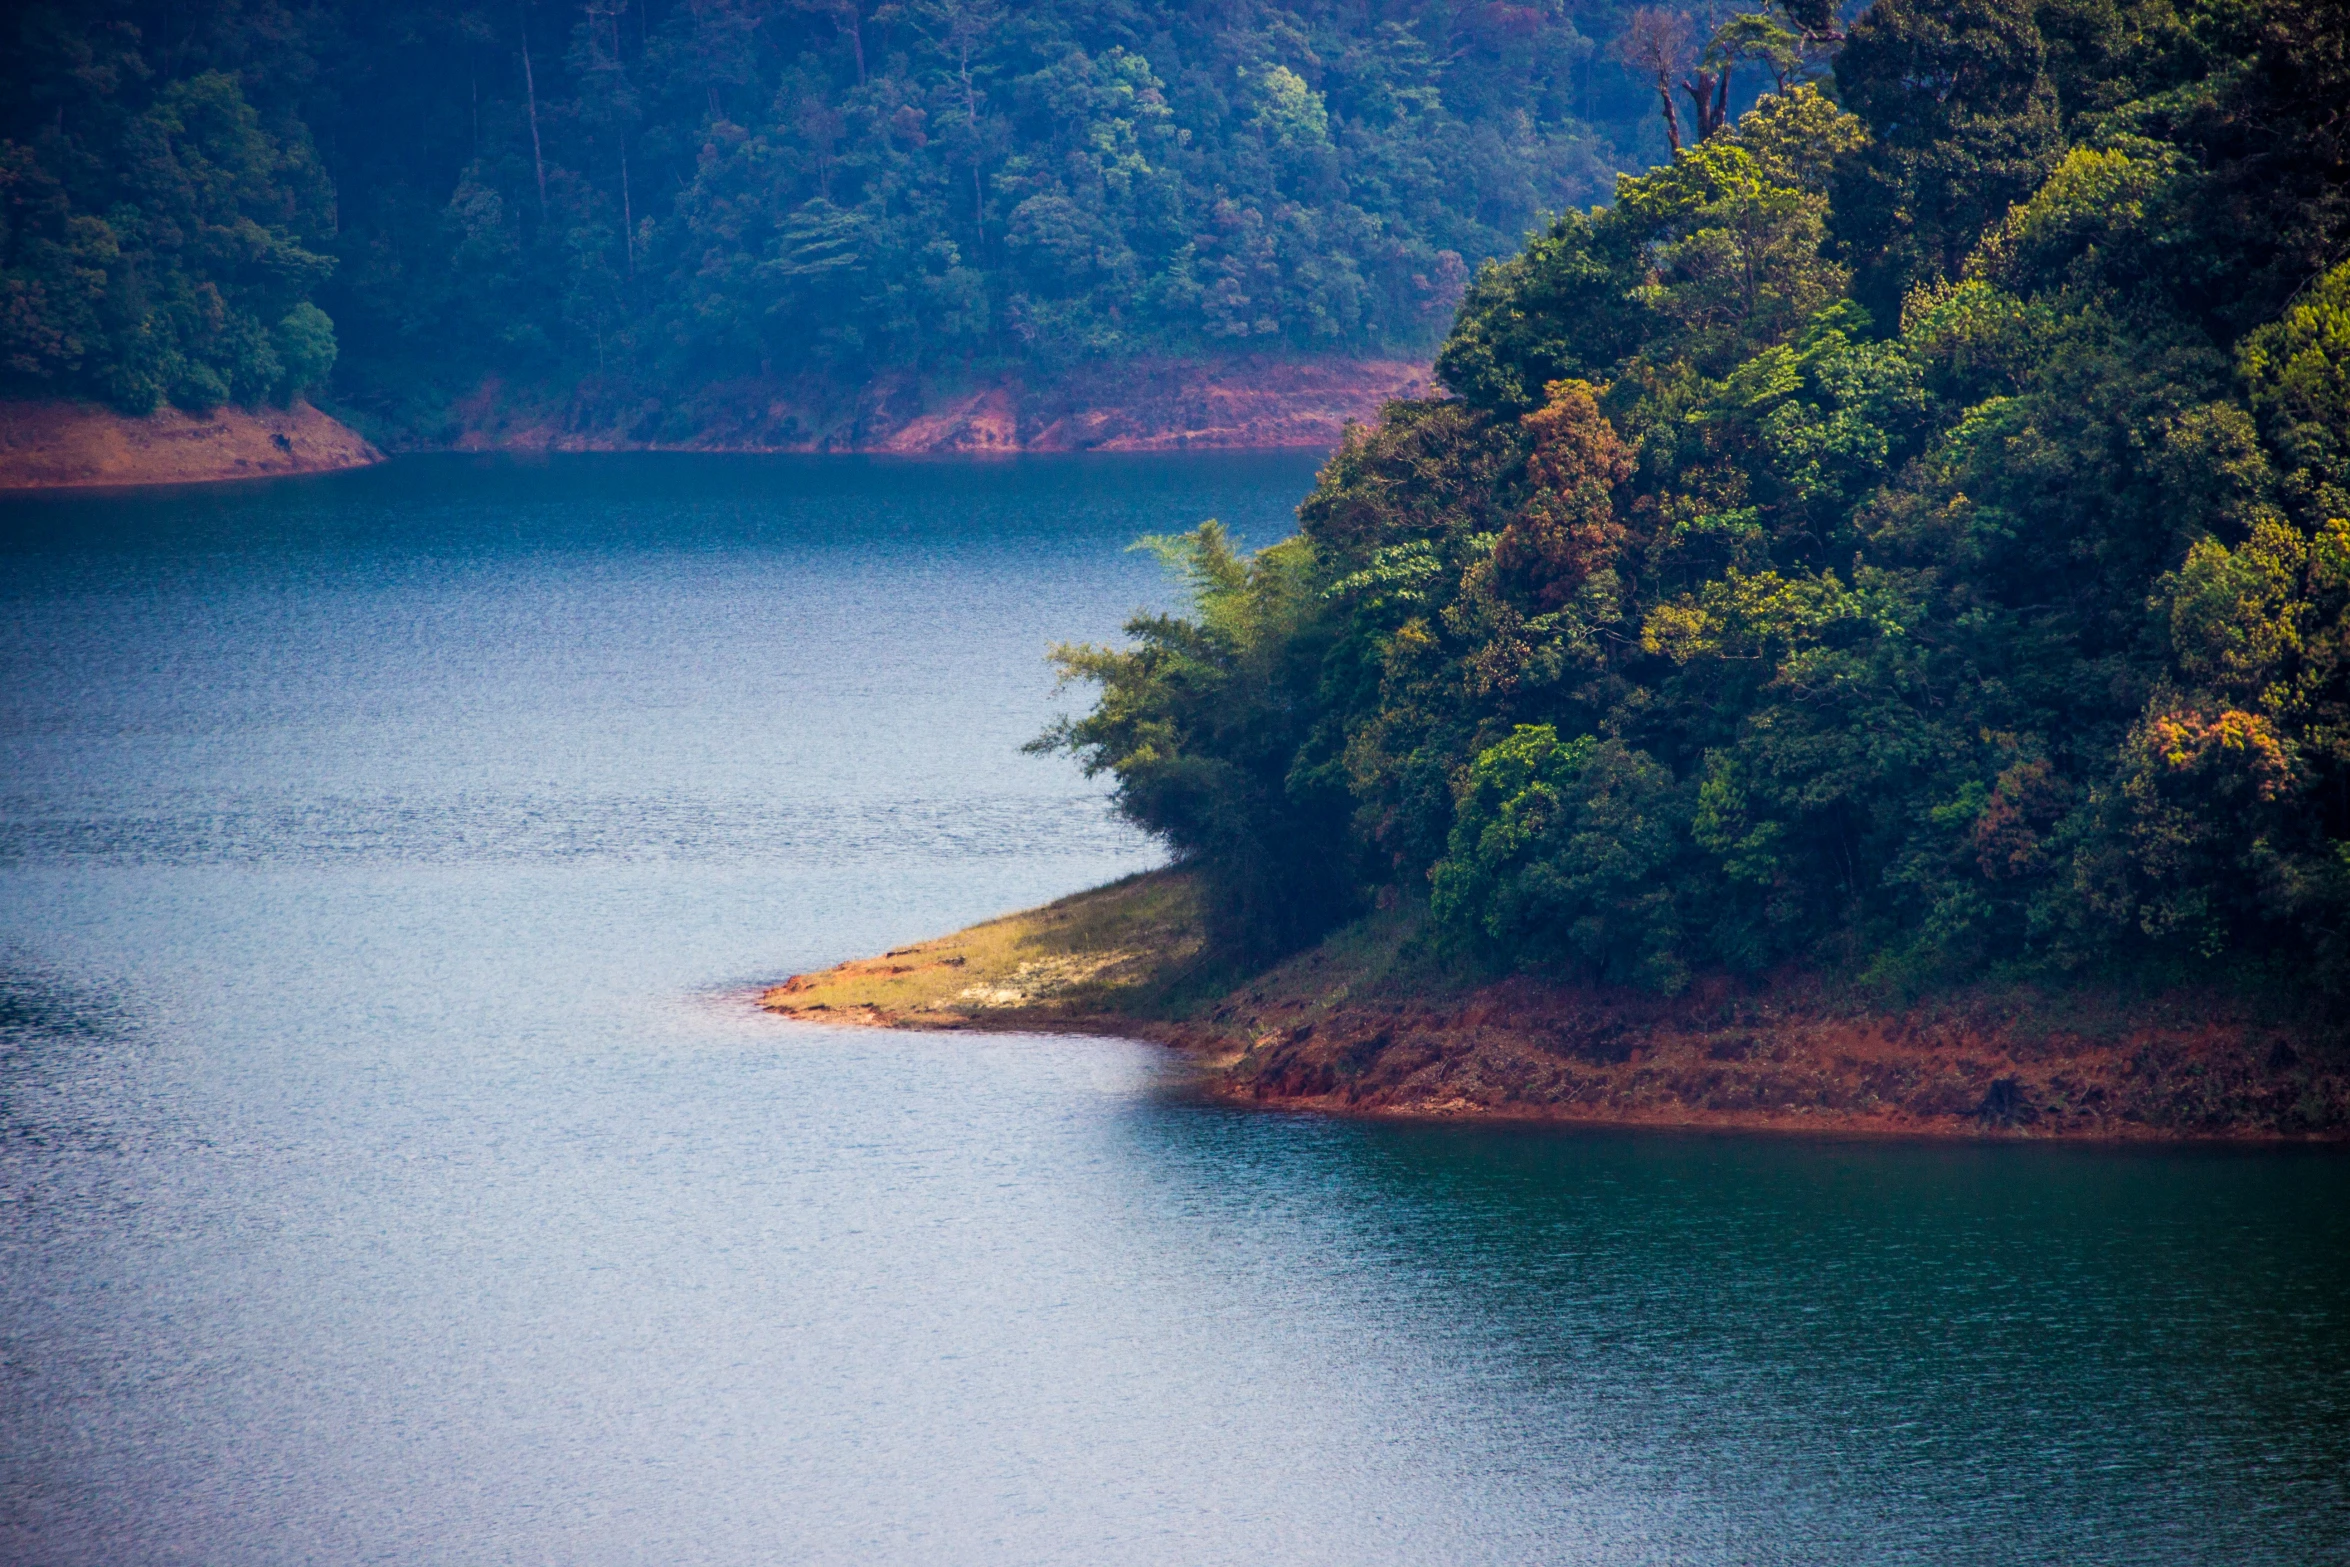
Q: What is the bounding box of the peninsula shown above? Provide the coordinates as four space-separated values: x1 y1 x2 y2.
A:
763 872 2347 1142
778 4 2350 1147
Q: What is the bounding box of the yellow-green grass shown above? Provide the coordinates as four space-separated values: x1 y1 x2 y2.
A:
760 869 1206 1028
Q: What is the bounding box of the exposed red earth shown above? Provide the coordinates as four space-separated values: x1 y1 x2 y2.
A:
3 357 1424 490
775 981 2348 1144
1162 976 2346 1142
0 399 381 490
757 875 2347 1143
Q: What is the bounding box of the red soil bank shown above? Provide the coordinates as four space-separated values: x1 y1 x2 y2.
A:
0 399 380 490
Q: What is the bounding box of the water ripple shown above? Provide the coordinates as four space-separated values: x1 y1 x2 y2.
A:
0 788 1147 867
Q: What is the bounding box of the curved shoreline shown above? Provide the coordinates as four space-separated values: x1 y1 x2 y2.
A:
2 362 1418 489
0 399 381 491
760 872 2350 1144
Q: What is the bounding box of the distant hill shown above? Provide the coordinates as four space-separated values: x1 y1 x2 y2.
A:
2 0 1722 442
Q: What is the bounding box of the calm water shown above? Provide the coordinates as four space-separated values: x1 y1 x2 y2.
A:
2 454 2345 1566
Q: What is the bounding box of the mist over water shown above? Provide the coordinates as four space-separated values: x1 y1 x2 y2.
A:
3 455 2345 1566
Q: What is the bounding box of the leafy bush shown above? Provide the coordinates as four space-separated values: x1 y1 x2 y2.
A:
1031 523 1358 963
1431 726 1691 990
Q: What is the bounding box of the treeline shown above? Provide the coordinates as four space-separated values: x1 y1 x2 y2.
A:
1 0 1734 430
1041 0 2350 995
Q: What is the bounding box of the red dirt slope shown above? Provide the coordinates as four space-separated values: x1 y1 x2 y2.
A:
0 399 380 490
1172 971 2344 1141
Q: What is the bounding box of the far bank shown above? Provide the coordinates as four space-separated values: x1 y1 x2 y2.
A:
2 356 1427 491
384 356 1430 456
761 871 2350 1144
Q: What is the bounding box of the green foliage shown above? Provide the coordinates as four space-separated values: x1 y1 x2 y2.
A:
8 0 1760 424
2240 260 2350 523
1051 5 2350 993
0 41 337 413
1829 0 2062 322
1030 522 1357 961
1440 84 1863 413
1431 725 1691 990
272 303 338 398
1436 208 1655 415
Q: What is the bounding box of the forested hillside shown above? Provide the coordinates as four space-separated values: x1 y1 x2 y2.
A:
1040 0 2350 998
1 0 1738 433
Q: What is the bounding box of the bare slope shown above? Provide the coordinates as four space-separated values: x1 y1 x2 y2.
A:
0 400 381 490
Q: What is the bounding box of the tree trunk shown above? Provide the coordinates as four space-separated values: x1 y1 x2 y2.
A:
960 44 984 246
1682 65 1730 142
520 5 548 215
613 9 635 276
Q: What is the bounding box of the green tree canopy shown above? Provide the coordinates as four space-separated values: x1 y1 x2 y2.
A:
6 0 1762 424
1046 0 2350 997
2 44 338 413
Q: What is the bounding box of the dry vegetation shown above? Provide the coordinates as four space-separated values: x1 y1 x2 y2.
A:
760 871 1208 1029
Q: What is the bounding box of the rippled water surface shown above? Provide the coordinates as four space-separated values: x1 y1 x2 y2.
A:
3 454 2346 1566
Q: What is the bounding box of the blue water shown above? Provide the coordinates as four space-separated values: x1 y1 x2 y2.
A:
2 454 2345 1566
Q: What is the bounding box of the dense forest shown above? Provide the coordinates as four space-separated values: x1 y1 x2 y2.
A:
0 0 1743 433
1041 0 2350 996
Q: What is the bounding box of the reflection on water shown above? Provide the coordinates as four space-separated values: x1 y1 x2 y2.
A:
2 455 2344 1565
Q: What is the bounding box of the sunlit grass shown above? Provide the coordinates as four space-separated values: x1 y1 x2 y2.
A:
761 869 1206 1026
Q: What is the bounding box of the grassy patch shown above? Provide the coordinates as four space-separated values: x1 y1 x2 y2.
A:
761 869 1211 1027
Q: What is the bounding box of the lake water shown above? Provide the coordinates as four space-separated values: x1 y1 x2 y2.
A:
2 454 2346 1566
